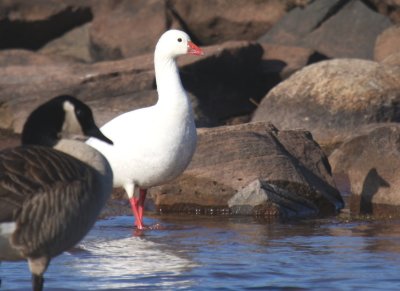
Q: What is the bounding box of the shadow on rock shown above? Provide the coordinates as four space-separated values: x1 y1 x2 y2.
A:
359 168 390 215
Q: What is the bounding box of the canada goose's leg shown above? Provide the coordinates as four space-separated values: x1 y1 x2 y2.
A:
32 274 44 291
28 257 48 291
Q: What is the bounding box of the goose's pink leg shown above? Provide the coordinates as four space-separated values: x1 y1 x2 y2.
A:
129 197 144 230
138 188 147 222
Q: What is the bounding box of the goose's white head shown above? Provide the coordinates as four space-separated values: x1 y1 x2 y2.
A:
155 30 204 59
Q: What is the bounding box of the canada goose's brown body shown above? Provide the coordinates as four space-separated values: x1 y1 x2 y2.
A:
0 95 113 291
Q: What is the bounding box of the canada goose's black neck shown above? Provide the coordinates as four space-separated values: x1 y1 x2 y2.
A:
22 95 113 149
21 95 74 147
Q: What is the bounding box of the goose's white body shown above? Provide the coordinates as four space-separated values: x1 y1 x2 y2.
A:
87 30 202 229
93 93 196 190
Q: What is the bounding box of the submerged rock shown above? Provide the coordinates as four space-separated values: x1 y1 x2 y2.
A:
228 180 319 218
149 122 343 219
330 123 400 218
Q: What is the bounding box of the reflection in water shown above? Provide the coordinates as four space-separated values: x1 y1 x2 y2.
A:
1 215 400 290
75 236 196 288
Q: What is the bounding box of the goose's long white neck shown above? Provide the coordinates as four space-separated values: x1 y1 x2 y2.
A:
54 139 111 176
154 54 189 110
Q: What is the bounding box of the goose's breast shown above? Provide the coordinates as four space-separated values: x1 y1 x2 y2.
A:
138 121 197 186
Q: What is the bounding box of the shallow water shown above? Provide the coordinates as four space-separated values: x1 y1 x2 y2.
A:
1 214 400 290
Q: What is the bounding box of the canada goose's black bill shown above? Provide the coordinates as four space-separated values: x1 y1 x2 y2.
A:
86 126 113 145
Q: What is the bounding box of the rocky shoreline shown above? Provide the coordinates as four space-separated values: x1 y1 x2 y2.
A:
1 0 400 218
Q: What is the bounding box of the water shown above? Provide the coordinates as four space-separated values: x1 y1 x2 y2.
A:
1 214 400 290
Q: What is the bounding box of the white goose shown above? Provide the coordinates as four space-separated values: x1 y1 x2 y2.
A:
0 95 113 291
87 30 204 229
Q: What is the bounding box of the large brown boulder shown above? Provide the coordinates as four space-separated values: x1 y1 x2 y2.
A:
329 123 400 218
149 122 343 218
252 59 400 145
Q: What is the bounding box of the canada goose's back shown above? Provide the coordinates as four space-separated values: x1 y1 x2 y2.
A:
0 145 112 259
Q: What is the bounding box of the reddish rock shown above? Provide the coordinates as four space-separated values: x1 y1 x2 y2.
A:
89 0 167 61
149 122 343 218
374 25 400 62
0 49 71 66
0 41 266 132
252 59 400 145
330 123 400 218
168 0 292 45
0 51 154 131
382 52 400 67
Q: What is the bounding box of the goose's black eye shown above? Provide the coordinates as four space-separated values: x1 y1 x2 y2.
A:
75 109 82 117
177 38 182 42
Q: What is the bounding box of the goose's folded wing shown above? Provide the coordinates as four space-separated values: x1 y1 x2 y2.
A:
11 177 94 258
0 146 89 223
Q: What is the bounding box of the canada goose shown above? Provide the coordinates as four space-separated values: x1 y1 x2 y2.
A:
87 30 203 229
0 95 113 291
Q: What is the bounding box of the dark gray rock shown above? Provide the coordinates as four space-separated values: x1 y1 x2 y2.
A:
228 179 319 218
302 0 392 59
259 0 344 46
259 0 392 60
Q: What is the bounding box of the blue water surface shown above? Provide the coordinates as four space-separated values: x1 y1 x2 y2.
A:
1 214 400 290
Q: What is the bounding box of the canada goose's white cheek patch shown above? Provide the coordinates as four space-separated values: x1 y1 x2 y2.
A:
62 101 82 135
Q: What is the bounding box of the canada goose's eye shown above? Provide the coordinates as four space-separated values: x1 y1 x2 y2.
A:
75 109 82 116
177 38 182 43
